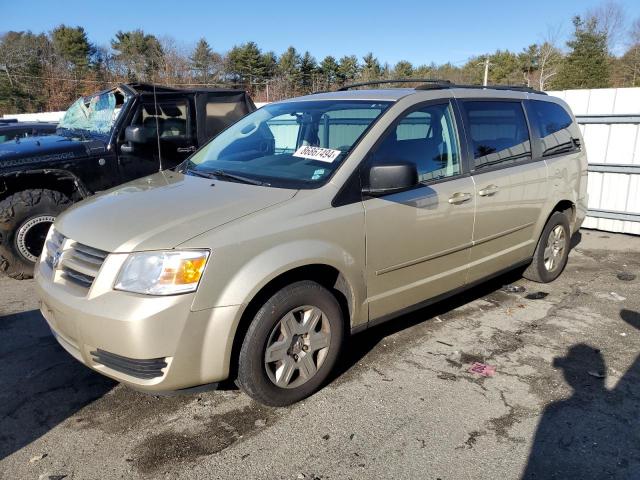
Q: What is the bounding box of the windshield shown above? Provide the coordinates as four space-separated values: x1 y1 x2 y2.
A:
184 100 391 188
58 90 126 135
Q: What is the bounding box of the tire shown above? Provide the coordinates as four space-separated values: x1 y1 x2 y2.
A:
237 280 345 407
0 189 72 280
523 211 571 283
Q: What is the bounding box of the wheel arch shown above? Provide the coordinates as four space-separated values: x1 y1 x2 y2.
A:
0 169 90 204
226 263 356 382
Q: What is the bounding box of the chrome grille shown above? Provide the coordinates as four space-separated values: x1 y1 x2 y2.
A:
59 241 109 289
44 228 109 290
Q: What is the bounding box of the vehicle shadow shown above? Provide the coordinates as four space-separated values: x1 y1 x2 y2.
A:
330 266 527 382
0 309 114 461
521 309 640 479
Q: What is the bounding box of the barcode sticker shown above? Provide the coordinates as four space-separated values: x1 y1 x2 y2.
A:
293 146 342 163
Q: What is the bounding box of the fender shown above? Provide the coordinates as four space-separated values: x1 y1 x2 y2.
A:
192 239 367 327
0 168 91 200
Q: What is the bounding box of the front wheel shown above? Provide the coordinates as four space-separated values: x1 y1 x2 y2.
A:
0 189 72 279
237 281 344 406
523 211 571 283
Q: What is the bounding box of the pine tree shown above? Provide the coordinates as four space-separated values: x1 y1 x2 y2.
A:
320 56 339 86
226 42 265 85
555 16 610 89
393 60 414 78
190 38 219 83
299 51 317 91
361 53 381 80
278 46 302 84
337 55 359 85
111 29 164 81
51 25 93 70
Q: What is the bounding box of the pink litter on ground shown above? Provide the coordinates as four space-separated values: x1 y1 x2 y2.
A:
468 362 496 377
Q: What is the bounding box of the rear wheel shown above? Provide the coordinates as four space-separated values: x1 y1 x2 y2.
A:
0 189 71 279
523 211 571 283
237 280 344 406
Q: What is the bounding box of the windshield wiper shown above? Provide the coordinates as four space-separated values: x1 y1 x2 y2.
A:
186 168 268 186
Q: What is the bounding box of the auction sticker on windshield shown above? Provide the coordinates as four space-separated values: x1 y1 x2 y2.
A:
293 146 342 163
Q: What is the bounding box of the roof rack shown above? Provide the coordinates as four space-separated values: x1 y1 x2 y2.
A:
333 79 546 95
337 79 452 91
440 84 547 95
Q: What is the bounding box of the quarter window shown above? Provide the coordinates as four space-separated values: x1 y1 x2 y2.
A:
462 101 531 170
369 103 461 182
527 100 578 157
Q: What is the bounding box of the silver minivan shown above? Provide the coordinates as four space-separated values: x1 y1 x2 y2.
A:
35 81 588 406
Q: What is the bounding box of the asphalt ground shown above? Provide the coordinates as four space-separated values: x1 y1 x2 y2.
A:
1 229 639 480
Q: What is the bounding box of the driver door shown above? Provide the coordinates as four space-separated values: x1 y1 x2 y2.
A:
363 101 476 320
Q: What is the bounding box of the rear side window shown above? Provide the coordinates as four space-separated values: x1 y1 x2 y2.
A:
462 101 531 170
527 100 578 157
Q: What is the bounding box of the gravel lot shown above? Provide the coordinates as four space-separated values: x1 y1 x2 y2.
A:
1 229 639 480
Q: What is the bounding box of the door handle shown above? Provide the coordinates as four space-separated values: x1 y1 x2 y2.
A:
177 146 196 153
448 192 472 205
478 184 499 196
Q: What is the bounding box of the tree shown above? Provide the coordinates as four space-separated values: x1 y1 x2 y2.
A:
299 51 317 91
278 46 302 84
319 55 339 86
584 0 626 54
225 41 265 85
111 29 163 81
337 55 359 84
0 31 50 113
555 16 610 89
393 60 413 78
361 53 381 81
190 38 220 83
51 25 93 70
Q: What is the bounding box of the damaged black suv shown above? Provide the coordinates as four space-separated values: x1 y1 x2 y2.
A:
0 83 255 279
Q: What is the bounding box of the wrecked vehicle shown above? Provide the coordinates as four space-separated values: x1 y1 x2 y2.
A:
35 80 587 406
0 120 58 143
0 83 255 278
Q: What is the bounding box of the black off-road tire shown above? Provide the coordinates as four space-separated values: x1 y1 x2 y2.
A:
523 211 571 283
0 189 72 280
236 281 345 407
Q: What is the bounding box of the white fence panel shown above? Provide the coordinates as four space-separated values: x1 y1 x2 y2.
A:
549 87 640 235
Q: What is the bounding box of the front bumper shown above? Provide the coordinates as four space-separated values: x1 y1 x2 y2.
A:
35 258 242 392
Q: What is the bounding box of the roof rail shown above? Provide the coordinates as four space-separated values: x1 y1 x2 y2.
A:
337 79 452 91
443 84 547 95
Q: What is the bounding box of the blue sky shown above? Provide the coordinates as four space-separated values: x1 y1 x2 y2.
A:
2 0 639 65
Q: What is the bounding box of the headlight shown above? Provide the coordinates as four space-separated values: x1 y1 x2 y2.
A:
114 250 209 295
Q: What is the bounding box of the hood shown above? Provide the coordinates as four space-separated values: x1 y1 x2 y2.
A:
0 134 103 168
55 171 297 253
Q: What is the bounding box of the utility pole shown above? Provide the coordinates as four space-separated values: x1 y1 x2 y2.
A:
483 58 490 86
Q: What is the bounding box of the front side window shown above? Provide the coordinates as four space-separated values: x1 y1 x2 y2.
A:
527 100 578 157
185 100 390 188
463 101 531 170
369 103 461 182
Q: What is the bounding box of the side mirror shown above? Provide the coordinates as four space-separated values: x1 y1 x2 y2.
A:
124 125 148 144
362 162 419 196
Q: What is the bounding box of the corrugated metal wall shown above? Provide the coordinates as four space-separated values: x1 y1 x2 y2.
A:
548 88 640 235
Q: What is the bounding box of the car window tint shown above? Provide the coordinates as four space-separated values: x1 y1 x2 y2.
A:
527 100 577 157
463 101 531 170
370 103 461 182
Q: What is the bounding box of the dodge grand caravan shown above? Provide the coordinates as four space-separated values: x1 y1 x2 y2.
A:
35 80 588 406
